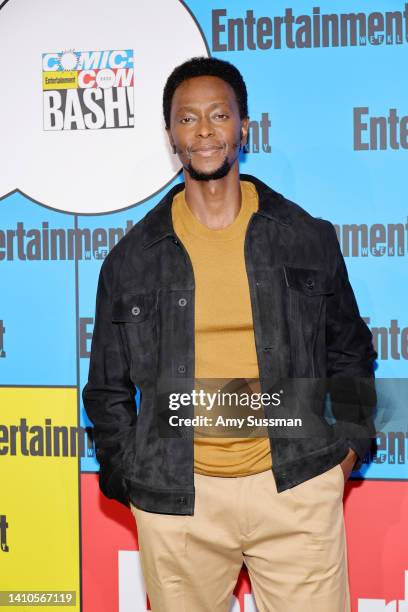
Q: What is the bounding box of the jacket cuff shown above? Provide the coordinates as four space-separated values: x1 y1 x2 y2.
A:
345 438 368 471
332 421 372 471
99 463 130 508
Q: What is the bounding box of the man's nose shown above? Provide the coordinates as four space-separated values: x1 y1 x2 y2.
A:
196 117 214 138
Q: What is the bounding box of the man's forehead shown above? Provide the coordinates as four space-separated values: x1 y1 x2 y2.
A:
172 76 236 107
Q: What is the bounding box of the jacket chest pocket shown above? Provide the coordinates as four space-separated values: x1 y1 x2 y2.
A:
112 292 158 373
283 266 334 377
283 265 334 329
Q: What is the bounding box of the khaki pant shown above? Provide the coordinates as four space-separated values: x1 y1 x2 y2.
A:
130 464 350 612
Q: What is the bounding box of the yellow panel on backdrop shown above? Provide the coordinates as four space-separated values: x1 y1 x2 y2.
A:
0 387 80 609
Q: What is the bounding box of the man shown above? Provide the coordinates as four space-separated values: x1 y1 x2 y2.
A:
83 57 377 611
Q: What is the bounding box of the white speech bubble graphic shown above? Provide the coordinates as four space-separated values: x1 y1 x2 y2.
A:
0 0 208 213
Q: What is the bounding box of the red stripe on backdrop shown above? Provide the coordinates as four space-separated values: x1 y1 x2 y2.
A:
81 473 139 612
344 479 408 608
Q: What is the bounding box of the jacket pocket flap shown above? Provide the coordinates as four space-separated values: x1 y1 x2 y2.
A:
112 293 155 323
284 266 334 296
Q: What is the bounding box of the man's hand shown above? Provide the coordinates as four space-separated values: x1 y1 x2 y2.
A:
339 447 358 483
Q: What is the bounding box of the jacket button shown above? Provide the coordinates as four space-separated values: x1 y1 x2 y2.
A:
131 306 141 316
263 345 275 352
177 496 186 504
178 364 186 374
178 298 187 307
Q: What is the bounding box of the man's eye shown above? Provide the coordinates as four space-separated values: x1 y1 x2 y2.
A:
180 117 193 124
215 113 228 120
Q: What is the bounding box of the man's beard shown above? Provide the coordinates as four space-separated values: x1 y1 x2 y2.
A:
186 156 232 181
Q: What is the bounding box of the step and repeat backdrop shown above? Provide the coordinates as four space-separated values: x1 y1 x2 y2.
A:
0 0 407 610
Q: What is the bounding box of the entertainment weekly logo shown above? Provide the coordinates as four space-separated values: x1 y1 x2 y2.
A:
333 221 408 257
353 107 408 151
212 5 408 51
358 570 408 611
0 417 92 459
0 217 406 262
0 515 9 553
0 220 135 262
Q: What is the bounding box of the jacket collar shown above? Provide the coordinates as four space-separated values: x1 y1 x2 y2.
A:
141 172 292 249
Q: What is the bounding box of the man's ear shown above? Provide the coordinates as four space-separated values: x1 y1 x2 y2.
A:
240 117 250 147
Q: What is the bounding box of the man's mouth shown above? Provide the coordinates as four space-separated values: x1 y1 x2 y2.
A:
190 145 224 157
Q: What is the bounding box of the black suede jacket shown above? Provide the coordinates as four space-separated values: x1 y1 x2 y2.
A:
82 173 377 514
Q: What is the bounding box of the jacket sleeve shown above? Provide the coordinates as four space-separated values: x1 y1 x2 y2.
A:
325 222 378 470
82 255 137 508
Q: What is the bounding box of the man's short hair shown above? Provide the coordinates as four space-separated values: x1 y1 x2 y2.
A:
162 56 248 129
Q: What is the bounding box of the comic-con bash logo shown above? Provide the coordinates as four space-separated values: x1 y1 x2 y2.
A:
0 0 208 213
42 49 134 131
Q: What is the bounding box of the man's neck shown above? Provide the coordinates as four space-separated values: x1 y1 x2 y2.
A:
183 162 242 230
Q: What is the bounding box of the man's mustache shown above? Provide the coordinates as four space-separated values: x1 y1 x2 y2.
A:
185 142 225 158
184 141 241 158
